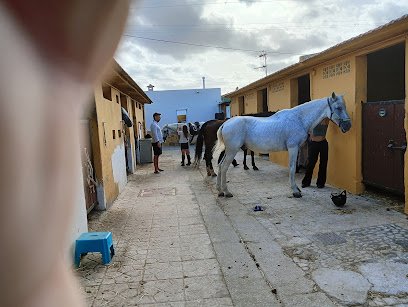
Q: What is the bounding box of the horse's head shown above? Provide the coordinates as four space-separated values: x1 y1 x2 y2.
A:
189 122 200 136
328 92 352 133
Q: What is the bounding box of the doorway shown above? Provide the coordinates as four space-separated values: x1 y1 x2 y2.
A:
297 74 310 105
257 88 268 112
362 43 406 195
238 96 245 115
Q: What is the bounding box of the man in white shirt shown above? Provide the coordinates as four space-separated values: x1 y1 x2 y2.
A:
150 112 164 173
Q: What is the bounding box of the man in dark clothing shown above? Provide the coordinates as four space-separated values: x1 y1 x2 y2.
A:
302 118 330 188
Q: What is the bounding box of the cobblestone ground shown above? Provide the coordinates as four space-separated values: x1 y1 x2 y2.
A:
75 147 408 307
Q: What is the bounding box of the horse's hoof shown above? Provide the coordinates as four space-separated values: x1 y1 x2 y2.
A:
212 174 217 177
244 166 249 170
225 192 233 198
253 166 259 171
293 192 302 198
218 192 225 197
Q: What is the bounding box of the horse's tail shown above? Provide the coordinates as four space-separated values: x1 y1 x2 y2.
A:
193 125 205 168
213 124 226 164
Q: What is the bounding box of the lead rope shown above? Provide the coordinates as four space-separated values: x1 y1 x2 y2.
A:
327 98 334 120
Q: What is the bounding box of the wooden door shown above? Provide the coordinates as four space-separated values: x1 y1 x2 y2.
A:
362 100 406 194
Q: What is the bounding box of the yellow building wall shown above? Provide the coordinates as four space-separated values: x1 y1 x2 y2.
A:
267 79 293 166
354 56 367 195
243 91 258 114
268 79 292 111
93 84 126 206
312 56 361 193
230 97 239 117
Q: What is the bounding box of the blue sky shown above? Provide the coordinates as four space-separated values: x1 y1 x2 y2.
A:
115 0 408 94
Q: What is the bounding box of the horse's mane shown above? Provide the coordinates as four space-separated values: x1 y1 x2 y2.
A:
241 111 276 117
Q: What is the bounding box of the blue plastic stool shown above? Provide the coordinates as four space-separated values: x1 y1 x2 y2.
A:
75 232 114 267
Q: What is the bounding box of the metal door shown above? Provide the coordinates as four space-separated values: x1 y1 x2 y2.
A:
362 100 406 194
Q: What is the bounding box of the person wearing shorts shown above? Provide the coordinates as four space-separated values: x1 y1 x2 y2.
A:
177 124 191 166
150 112 164 174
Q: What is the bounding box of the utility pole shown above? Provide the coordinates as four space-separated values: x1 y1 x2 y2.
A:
255 51 267 77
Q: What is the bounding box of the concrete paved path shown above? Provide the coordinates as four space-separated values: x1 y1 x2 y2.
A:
76 147 408 306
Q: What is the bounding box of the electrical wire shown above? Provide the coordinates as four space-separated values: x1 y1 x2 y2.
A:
122 34 308 55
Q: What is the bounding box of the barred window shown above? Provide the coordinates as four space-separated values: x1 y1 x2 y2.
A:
323 61 351 79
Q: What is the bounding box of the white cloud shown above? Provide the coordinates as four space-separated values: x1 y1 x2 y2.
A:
115 0 408 94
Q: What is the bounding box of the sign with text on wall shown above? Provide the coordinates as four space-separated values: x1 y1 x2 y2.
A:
177 109 187 123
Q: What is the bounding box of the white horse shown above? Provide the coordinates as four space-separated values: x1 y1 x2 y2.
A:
162 122 204 144
161 123 179 141
213 93 352 198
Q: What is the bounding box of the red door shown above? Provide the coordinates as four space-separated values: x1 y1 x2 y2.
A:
362 100 406 194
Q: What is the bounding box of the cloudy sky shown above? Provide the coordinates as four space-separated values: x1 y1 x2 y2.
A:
115 0 407 94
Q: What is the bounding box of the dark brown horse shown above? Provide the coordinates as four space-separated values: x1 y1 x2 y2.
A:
193 112 275 176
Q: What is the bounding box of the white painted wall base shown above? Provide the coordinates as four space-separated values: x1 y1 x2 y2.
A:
112 143 127 194
96 183 107 210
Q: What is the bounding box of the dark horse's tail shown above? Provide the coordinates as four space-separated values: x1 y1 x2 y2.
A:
193 122 207 168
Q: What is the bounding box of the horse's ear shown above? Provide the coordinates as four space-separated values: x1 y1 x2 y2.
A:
331 92 336 100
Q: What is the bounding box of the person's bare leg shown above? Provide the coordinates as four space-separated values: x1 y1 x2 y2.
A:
154 155 159 172
0 1 130 306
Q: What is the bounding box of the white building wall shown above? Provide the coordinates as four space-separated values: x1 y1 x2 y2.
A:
144 88 221 129
67 145 88 263
112 143 127 194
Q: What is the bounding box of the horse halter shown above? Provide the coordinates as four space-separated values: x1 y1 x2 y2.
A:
327 98 351 127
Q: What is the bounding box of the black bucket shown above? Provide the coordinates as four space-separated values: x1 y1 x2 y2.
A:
331 190 347 207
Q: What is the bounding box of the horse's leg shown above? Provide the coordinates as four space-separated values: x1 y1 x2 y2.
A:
288 146 302 198
216 164 222 192
206 162 211 176
207 150 217 177
216 151 225 192
204 146 216 177
243 148 249 170
209 158 216 177
219 150 237 197
217 150 225 164
204 148 212 176
251 151 259 170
